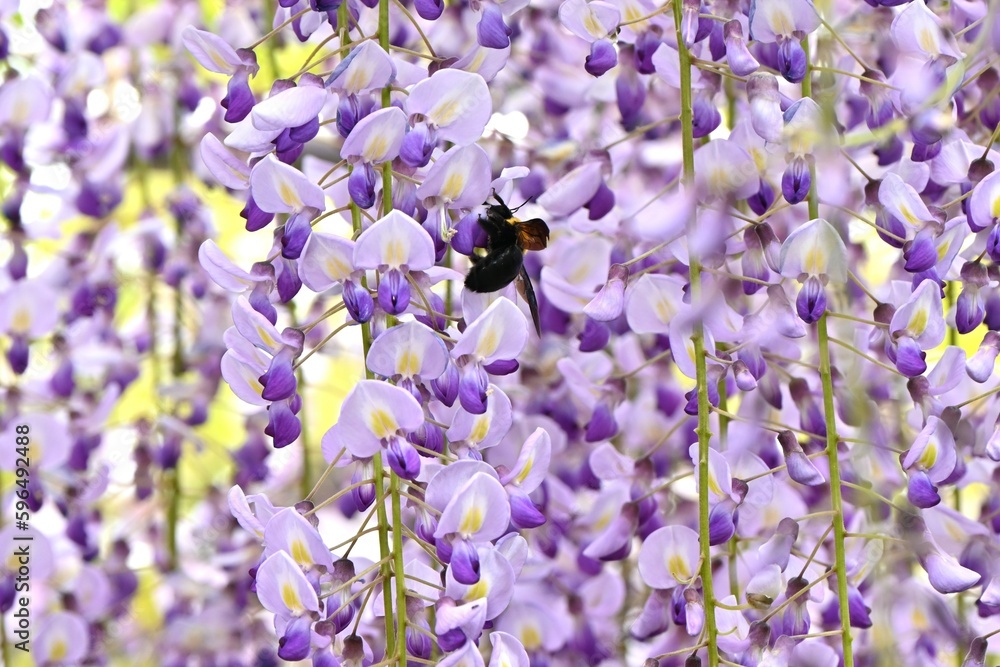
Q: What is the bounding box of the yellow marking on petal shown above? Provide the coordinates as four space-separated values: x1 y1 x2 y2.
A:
569 262 591 284
912 607 928 629
397 349 421 377
900 204 922 227
281 582 304 613
917 439 938 470
209 49 233 72
909 307 929 337
654 296 672 324
918 28 939 56
520 625 542 651
946 519 965 543
583 9 605 37
708 471 723 497
467 578 489 600
514 454 534 486
50 640 68 662
430 95 463 125
326 256 350 279
622 3 645 26
476 327 500 358
769 9 793 36
10 307 31 334
291 539 311 567
278 180 302 209
12 99 32 126
709 168 729 194
593 508 613 531
384 238 407 267
345 64 372 95
257 325 278 349
992 196 1000 219
470 416 490 443
366 135 389 163
368 408 398 438
668 553 691 582
469 50 486 72
459 505 484 534
803 245 825 276
441 171 467 202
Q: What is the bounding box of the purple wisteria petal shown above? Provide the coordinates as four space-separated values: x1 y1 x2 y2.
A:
415 143 493 208
724 20 759 76
880 173 934 232
0 279 61 338
321 379 425 460
890 0 962 60
477 4 512 49
36 612 90 665
500 427 551 491
638 525 701 589
448 384 513 451
407 69 492 146
558 0 621 42
353 209 436 271
488 632 530 667
536 161 603 216
452 297 528 364
435 472 511 542
693 139 758 201
298 232 355 291
256 551 320 616
341 107 407 164
181 26 243 74
969 170 1000 230
446 545 515 618
249 155 325 214
890 278 946 349
748 0 819 42
367 321 449 382
902 415 957 483
624 274 685 334
779 218 848 282
252 84 328 132
199 133 251 190
325 40 397 95
263 507 335 571
922 549 981 594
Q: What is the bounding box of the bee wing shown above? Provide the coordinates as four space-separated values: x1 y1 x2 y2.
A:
515 219 550 251
517 265 542 337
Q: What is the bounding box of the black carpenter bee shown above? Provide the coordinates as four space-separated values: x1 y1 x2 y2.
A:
464 191 550 336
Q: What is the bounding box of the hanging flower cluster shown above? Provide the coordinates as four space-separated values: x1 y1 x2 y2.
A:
4 0 1000 663
186 0 1000 663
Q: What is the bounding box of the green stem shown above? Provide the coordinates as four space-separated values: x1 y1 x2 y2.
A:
391 474 408 667
342 0 394 637
373 0 405 661
817 314 855 666
803 37 852 663
674 3 719 664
